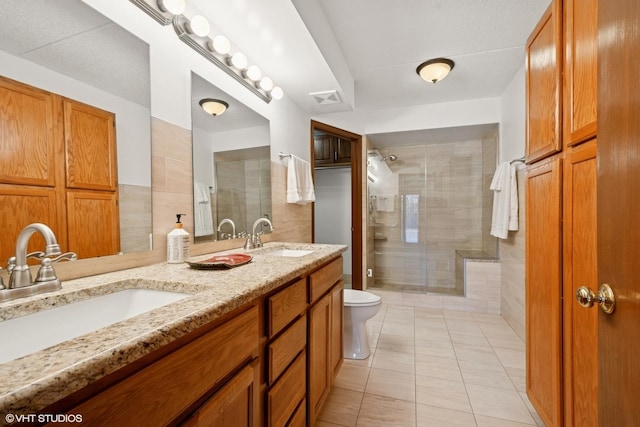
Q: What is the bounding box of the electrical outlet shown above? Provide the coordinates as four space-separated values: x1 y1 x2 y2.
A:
367 268 373 277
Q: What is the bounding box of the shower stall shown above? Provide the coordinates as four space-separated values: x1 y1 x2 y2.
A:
366 138 497 295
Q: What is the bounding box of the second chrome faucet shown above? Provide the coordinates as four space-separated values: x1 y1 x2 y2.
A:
244 218 274 249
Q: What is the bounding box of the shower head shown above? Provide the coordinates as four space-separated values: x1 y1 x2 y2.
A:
382 154 398 162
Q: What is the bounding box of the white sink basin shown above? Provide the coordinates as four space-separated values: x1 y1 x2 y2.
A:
0 288 190 364
267 249 314 257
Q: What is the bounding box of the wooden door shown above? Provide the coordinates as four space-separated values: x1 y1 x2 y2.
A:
63 98 117 191
563 140 597 426
308 292 331 425
526 0 563 163
596 0 640 424
525 156 563 427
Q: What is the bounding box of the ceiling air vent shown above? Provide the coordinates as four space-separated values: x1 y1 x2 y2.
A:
310 90 342 105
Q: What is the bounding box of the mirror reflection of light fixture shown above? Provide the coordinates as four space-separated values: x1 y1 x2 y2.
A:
199 98 229 116
416 58 455 84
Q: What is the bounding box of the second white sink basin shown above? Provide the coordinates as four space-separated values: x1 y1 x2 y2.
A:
267 249 314 257
0 288 190 364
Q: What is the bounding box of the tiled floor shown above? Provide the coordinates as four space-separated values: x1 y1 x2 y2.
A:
316 292 544 427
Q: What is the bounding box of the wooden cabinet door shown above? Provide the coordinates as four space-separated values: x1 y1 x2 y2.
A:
314 135 336 166
66 190 120 258
330 281 344 379
308 292 331 425
182 360 260 427
526 0 563 163
525 156 563 427
63 98 117 191
563 139 598 427
335 138 351 164
0 187 62 261
0 76 60 187
564 0 598 146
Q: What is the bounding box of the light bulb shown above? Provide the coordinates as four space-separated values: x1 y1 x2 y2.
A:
157 0 185 15
187 15 210 37
229 52 248 69
208 35 231 55
270 86 284 100
259 77 274 91
245 65 262 81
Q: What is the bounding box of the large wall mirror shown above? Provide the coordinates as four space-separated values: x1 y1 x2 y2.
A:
0 1 152 261
191 73 272 243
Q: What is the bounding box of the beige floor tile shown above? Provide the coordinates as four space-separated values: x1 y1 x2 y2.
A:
380 321 415 338
415 375 472 413
376 333 415 354
519 392 546 427
452 342 502 366
365 368 416 402
505 367 526 392
372 349 415 374
334 362 371 393
317 387 363 427
485 334 525 351
493 347 526 369
415 325 450 341
415 353 463 381
475 415 536 426
415 337 457 359
416 404 477 427
458 359 515 390
465 384 536 425
384 305 415 323
356 393 416 427
449 330 491 348
445 319 483 333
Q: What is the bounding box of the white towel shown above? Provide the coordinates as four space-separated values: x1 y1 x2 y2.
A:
286 155 315 204
490 162 519 239
194 182 214 237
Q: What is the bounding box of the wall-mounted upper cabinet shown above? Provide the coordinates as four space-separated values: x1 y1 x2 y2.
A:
563 0 598 146
314 134 351 167
525 0 563 164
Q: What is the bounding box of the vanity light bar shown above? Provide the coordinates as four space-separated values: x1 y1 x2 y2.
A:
129 0 283 103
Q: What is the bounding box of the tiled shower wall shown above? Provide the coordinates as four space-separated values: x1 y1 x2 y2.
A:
371 138 496 294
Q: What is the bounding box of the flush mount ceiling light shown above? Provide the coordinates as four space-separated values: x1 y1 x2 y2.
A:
199 98 229 116
129 0 283 103
416 58 455 84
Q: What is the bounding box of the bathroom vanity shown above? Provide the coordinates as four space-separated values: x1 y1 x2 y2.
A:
0 243 346 426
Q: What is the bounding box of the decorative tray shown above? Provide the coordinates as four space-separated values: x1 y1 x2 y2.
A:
187 253 253 270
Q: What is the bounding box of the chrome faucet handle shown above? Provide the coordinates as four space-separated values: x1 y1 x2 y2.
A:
51 252 78 263
0 266 5 290
255 231 264 248
26 251 46 260
7 257 16 273
243 234 255 250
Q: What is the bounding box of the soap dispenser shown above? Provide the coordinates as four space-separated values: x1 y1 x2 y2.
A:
167 214 190 263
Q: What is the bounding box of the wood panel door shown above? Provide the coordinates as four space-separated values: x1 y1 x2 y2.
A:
66 190 119 258
526 0 563 163
563 139 597 427
597 0 640 424
525 156 563 427
63 98 117 191
0 76 60 187
563 0 598 146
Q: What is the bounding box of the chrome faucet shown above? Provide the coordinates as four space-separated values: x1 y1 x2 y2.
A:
0 223 77 302
244 218 274 249
217 218 236 240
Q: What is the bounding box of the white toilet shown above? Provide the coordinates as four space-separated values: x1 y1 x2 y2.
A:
343 289 382 359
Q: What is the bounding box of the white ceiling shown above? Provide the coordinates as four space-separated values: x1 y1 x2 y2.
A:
0 0 550 145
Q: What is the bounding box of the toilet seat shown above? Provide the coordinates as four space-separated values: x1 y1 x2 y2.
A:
343 289 381 307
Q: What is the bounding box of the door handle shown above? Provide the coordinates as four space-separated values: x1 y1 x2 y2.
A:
576 283 616 314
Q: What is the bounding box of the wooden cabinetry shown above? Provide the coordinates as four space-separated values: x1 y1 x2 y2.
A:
525 0 563 163
308 257 344 425
61 304 260 426
314 134 351 167
525 0 599 425
0 76 119 260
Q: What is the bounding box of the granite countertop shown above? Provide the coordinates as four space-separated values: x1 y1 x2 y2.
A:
0 242 346 417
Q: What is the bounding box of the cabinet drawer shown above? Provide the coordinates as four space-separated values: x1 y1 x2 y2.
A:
267 279 306 338
309 257 343 303
68 305 259 426
267 315 307 385
287 399 306 427
267 351 306 427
